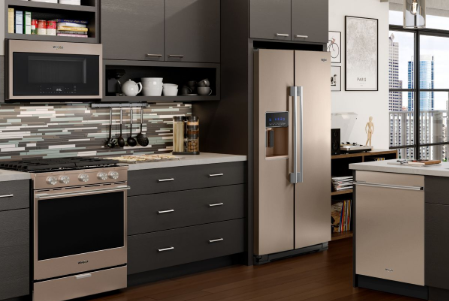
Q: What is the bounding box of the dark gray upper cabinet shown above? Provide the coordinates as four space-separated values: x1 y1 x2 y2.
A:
165 0 220 63
250 0 292 41
292 0 329 44
101 0 165 61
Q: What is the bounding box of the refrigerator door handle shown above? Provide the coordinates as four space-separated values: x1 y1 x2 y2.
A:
290 86 304 184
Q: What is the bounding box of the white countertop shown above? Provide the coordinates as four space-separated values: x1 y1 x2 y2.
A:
124 153 247 171
350 159 449 177
0 170 30 182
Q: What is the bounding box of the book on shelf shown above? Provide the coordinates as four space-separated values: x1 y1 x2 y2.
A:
24 12 32 35
56 34 89 38
331 200 352 233
57 26 89 32
8 8 14 33
57 30 88 35
54 19 88 25
15 11 23 34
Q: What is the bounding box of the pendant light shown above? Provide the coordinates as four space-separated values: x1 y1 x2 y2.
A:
404 0 426 28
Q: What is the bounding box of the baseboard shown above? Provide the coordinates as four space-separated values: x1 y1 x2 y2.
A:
128 254 244 287
356 275 429 300
254 243 329 265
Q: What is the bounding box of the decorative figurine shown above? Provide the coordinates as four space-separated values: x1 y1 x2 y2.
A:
365 116 374 147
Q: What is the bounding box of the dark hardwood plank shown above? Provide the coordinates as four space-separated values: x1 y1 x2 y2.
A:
86 239 419 301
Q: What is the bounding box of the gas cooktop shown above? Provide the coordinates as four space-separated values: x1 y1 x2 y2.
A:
0 157 119 173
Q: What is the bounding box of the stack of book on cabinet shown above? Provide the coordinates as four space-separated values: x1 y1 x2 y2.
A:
57 19 88 38
331 176 353 191
331 200 352 233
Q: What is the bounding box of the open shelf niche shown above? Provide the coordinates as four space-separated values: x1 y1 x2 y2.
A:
103 60 220 103
5 0 99 43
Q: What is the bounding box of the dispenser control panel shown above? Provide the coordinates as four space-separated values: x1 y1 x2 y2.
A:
266 112 289 128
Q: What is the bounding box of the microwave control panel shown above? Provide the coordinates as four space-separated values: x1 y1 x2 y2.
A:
39 86 78 94
266 112 289 128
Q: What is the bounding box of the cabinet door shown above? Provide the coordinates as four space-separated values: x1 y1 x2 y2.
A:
355 172 424 286
250 0 292 41
165 0 220 63
292 0 328 44
0 209 29 300
426 203 449 290
102 0 165 61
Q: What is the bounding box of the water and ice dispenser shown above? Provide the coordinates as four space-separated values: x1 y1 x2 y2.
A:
266 112 289 158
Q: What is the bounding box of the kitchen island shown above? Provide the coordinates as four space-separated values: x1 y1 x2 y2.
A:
350 160 449 301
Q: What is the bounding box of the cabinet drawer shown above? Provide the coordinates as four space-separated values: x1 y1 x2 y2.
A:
129 185 245 235
128 219 244 274
0 209 30 300
128 162 245 196
0 180 29 212
425 176 449 205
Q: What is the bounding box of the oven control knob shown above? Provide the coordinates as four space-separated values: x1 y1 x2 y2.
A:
108 171 119 180
97 172 108 181
78 174 89 183
46 176 58 186
58 176 70 184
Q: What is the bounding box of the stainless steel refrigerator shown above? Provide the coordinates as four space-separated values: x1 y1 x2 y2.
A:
254 49 331 263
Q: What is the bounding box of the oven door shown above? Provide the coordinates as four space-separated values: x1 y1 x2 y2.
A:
34 184 128 281
8 40 102 100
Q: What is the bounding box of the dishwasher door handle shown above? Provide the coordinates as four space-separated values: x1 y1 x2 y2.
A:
353 182 423 191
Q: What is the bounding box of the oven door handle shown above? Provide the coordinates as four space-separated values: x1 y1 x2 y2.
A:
35 186 131 200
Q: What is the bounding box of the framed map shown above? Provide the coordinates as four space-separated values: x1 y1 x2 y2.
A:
345 16 378 91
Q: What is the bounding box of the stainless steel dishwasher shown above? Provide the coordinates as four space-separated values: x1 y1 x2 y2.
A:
354 171 425 286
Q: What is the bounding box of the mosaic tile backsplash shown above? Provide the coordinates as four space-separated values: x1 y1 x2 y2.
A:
0 103 192 161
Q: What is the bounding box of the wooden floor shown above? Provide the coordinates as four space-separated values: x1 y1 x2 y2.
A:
87 239 419 301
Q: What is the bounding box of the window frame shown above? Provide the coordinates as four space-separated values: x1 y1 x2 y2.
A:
389 25 449 159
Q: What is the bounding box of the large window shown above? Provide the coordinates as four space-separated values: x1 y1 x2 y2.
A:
389 24 449 161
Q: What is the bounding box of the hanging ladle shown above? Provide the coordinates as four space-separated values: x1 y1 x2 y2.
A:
127 109 137 147
136 108 149 147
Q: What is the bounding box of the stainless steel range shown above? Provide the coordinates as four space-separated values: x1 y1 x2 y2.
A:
0 158 129 301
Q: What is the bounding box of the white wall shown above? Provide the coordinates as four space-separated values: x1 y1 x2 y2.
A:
330 0 390 149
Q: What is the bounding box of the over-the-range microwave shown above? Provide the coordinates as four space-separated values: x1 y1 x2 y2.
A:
7 40 102 101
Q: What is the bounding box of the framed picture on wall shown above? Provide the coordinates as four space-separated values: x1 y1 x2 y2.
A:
331 66 341 92
345 16 378 91
328 31 341 63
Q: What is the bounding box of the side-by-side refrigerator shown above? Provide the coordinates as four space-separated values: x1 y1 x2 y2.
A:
254 49 331 263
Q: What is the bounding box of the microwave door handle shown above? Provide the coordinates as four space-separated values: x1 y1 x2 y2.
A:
290 86 304 184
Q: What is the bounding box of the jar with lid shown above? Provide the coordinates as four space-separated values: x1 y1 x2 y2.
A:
186 116 200 154
173 116 185 153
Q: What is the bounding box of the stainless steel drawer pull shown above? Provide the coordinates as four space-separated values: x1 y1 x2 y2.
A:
146 54 163 57
75 273 92 280
158 209 175 214
0 194 14 198
209 238 224 243
296 35 309 38
209 173 224 177
209 203 224 207
168 55 184 58
158 247 175 252
158 178 174 182
353 182 423 191
276 33 290 37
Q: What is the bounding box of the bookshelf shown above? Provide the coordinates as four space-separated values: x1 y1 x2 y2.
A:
4 0 99 44
331 149 398 241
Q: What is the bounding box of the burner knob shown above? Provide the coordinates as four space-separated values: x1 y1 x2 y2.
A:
58 176 70 184
78 174 89 183
46 176 58 186
97 172 108 181
108 171 119 180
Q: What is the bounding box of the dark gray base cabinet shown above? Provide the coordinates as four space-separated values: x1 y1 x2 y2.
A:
0 209 30 301
128 219 244 274
128 185 245 235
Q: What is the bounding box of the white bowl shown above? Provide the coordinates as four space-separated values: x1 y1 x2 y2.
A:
142 78 163 86
163 83 178 88
163 89 178 96
143 86 163 96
